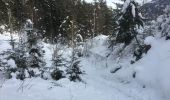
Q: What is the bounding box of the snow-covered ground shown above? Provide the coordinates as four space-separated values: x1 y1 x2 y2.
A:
0 33 169 100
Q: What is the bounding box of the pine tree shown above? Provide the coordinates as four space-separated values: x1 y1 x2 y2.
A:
115 0 144 45
51 46 65 80
66 50 83 82
65 0 84 82
51 55 65 80
4 37 28 80
6 19 46 80
24 19 45 69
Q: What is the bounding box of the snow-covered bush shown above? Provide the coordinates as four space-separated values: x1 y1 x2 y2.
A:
51 54 65 80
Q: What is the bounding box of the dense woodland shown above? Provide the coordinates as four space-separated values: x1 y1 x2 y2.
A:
0 0 115 43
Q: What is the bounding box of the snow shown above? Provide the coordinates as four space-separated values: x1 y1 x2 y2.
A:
84 0 151 8
144 36 155 45
122 0 131 13
138 13 145 19
157 15 164 22
0 25 5 30
134 38 170 100
85 0 123 8
122 0 136 17
131 3 136 17
89 35 109 57
7 59 16 68
26 19 33 25
76 34 83 42
0 32 17 53
0 33 169 100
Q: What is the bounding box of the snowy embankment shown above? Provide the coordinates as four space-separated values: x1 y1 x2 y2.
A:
134 37 170 100
0 34 169 100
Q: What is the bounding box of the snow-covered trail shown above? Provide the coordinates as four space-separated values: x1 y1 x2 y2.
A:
79 35 165 100
80 56 162 100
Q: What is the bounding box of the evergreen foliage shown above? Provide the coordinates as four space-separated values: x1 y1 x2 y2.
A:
1 19 46 80
51 55 65 80
115 0 144 45
25 19 45 69
66 50 83 82
51 68 64 81
0 0 115 42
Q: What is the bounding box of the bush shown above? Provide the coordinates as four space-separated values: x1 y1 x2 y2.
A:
51 68 64 80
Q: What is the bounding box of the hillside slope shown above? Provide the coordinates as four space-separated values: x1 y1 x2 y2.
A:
0 33 169 100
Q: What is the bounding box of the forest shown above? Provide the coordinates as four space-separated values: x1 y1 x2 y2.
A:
0 0 170 100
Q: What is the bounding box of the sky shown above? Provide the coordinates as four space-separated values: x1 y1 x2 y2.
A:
85 0 122 8
85 0 152 8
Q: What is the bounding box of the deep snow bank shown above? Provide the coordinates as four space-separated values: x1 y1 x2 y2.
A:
134 37 170 99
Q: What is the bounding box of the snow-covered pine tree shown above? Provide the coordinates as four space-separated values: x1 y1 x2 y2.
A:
5 37 28 80
0 21 28 80
115 0 144 45
11 48 28 80
66 3 84 81
7 19 46 80
51 45 65 81
4 19 45 80
25 19 45 69
108 0 149 62
66 49 82 82
51 57 64 80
